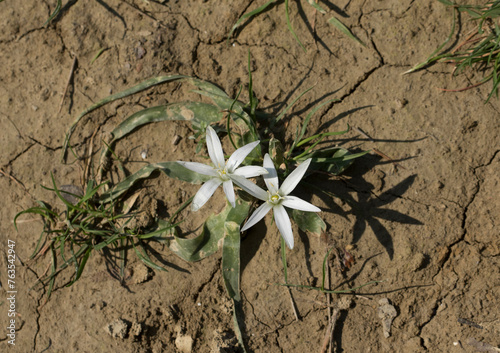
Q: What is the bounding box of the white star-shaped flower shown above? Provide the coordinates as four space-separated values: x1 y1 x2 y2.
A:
235 154 321 249
177 125 268 211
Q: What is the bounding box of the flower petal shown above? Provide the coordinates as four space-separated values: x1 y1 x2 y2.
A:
282 195 321 212
263 154 279 194
226 141 260 172
232 166 268 178
273 204 294 249
206 125 225 168
177 161 218 177
231 175 268 201
279 158 312 196
223 180 236 208
241 202 273 232
192 178 222 211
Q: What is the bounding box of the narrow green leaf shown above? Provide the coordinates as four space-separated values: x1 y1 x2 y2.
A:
43 0 62 26
67 245 92 286
306 0 326 14
273 86 314 127
298 148 370 175
289 99 338 157
133 241 168 272
90 48 106 65
285 0 306 52
99 162 211 203
328 16 366 47
61 74 188 162
404 8 457 74
227 0 278 43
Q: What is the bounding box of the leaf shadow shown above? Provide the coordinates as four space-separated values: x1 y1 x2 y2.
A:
240 217 268 274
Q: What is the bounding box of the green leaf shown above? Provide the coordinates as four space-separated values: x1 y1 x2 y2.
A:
291 209 326 236
133 241 168 272
164 199 251 262
61 74 188 162
222 221 249 352
227 0 278 43
285 0 306 52
273 86 314 127
67 245 92 286
44 0 62 26
302 148 370 175
222 222 241 300
99 162 212 203
328 16 366 47
306 0 326 14
109 102 222 142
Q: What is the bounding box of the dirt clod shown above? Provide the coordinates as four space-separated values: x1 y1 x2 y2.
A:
104 318 129 339
378 298 398 338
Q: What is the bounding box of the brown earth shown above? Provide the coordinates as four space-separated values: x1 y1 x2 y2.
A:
1 0 499 352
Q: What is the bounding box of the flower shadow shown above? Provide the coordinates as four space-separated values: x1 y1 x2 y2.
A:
313 154 423 260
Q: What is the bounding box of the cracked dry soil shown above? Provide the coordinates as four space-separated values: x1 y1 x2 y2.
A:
1 0 499 352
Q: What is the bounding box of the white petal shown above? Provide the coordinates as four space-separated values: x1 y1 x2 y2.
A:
206 125 225 168
231 175 268 201
232 166 268 178
226 141 260 172
273 204 294 249
192 178 222 211
263 154 279 194
282 196 321 212
223 180 236 208
177 161 218 177
241 202 273 232
279 158 312 196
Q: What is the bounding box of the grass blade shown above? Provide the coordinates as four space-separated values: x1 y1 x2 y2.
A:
61 74 187 162
285 0 306 52
132 241 168 272
273 86 314 127
306 0 326 14
328 16 366 47
227 0 278 43
43 0 62 26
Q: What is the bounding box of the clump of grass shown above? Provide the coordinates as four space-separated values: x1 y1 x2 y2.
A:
15 174 175 301
228 0 365 51
406 0 500 102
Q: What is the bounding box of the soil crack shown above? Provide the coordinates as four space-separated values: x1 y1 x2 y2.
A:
4 143 35 168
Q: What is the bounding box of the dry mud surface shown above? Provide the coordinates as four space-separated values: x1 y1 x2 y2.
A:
1 0 499 352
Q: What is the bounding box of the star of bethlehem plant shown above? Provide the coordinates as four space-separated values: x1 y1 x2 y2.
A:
178 126 321 249
25 53 374 351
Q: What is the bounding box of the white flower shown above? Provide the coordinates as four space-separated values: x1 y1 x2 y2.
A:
236 154 321 249
177 125 268 211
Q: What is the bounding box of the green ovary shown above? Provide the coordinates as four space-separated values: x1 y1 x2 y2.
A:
269 193 282 205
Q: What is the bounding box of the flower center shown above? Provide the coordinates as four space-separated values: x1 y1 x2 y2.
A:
217 167 230 181
268 193 282 205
